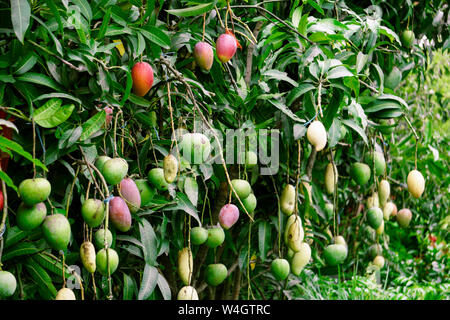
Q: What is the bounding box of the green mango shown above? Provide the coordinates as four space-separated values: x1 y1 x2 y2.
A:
323 244 347 266
93 228 113 249
179 133 211 164
205 227 225 248
397 208 412 228
18 178 51 206
365 151 385 176
245 151 257 169
96 248 119 276
163 154 178 183
191 227 208 245
81 199 105 228
148 168 169 191
368 243 382 260
271 258 290 280
16 202 47 231
350 162 371 185
231 179 251 200
205 264 227 286
80 241 96 273
378 119 395 135
384 67 402 90
42 214 71 251
102 158 128 185
0 271 17 298
95 156 111 173
324 203 334 221
241 193 257 214
134 179 156 206
401 30 415 48
367 207 383 229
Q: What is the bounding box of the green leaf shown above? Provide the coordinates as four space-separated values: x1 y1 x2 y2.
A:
4 226 31 248
139 219 157 266
306 0 324 15
34 98 75 128
377 94 409 110
341 119 368 145
263 69 299 87
286 83 315 106
34 253 71 278
327 66 354 79
0 136 48 172
166 2 215 17
10 0 31 43
123 273 137 300
71 0 92 22
162 193 201 225
157 274 171 300
128 93 151 107
184 176 198 207
258 221 271 262
138 263 158 300
16 73 62 91
25 257 57 299
34 92 82 105
97 7 111 39
1 242 40 261
14 52 38 75
79 110 106 141
139 26 171 49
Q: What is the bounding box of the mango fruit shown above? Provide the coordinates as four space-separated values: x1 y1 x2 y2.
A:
397 208 412 228
131 62 154 96
365 151 385 176
383 202 395 221
334 235 347 247
367 207 383 229
42 214 71 250
376 220 384 235
81 199 105 228
324 202 334 220
178 247 193 286
18 178 51 205
80 241 96 273
194 41 214 71
218 204 239 230
385 67 402 90
179 133 211 164
230 179 251 200
241 193 257 214
163 154 178 183
191 226 208 245
102 158 128 185
284 214 304 252
407 169 425 198
134 179 156 206
95 155 111 173
205 263 228 286
109 196 132 232
16 202 47 231
290 243 311 276
205 227 225 248
0 271 16 298
148 168 169 191
177 286 199 300
350 162 371 185
55 288 76 300
280 184 295 215
324 162 338 194
368 244 382 260
378 180 390 207
301 181 312 203
378 119 395 135
216 34 237 63
271 258 290 280
94 228 113 249
119 178 141 213
307 120 327 151
401 30 415 48
373 255 385 268
245 151 257 169
96 248 119 276
323 244 347 266
366 192 380 209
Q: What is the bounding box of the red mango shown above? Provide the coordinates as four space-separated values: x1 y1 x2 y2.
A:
216 34 237 63
194 41 214 71
219 204 239 229
119 178 141 213
131 62 154 97
109 196 132 232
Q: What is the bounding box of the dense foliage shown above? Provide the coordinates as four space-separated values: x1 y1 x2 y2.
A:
0 0 448 300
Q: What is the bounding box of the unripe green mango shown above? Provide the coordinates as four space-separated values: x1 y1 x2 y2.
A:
385 67 402 90
95 156 111 173
177 286 199 300
350 162 371 185
55 288 76 300
231 179 251 200
245 151 257 169
378 119 395 135
365 152 385 176
324 162 338 195
96 248 119 276
241 193 257 214
334 235 347 247
178 247 193 286
119 178 141 213
179 133 211 164
205 264 228 286
94 228 113 249
134 179 156 206
191 226 208 245
42 214 71 251
0 271 17 298
323 244 347 266
163 154 178 184
368 243 382 260
81 199 105 228
18 178 51 205
291 243 311 276
102 158 129 185
80 241 96 273
367 207 383 229
205 227 225 248
16 202 47 231
378 180 390 207
397 208 412 228
401 30 415 48
148 168 169 191
324 202 334 221
280 184 295 215
271 258 290 280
